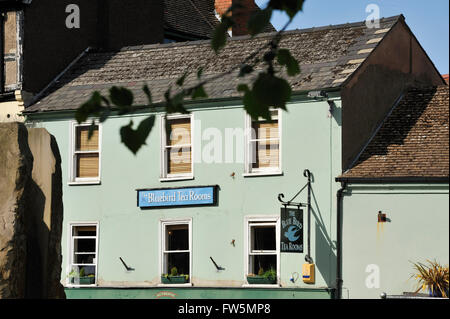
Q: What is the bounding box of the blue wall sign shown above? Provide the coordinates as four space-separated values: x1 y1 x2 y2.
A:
137 186 218 208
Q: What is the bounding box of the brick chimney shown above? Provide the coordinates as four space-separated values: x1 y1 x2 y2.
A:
215 0 259 36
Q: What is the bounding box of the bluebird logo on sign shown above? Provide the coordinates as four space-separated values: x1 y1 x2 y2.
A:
284 225 302 242
137 186 218 208
281 208 304 253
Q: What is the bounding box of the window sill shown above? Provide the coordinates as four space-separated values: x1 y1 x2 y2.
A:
241 284 281 288
157 283 193 287
159 176 194 182
243 171 283 178
68 180 101 186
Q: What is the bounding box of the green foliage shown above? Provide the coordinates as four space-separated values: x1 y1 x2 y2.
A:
263 268 277 280
170 267 178 276
247 8 273 36
212 15 233 53
269 0 305 18
120 116 155 155
258 267 265 276
277 48 300 76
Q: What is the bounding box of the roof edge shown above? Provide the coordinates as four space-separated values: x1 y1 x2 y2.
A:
335 176 449 184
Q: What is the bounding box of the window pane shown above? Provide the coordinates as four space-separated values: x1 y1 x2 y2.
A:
74 253 95 264
4 11 17 55
251 225 276 251
250 255 276 275
166 224 189 251
70 265 96 285
167 118 191 146
73 226 96 236
76 126 99 151
165 252 190 276
168 147 192 174
5 60 17 87
76 153 99 178
251 140 279 169
74 238 96 253
252 120 279 140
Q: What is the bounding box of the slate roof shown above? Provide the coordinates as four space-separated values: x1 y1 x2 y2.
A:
339 86 449 180
25 15 402 113
164 0 275 39
164 0 220 39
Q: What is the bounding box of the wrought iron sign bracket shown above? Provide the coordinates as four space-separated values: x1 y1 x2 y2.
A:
277 169 312 208
278 169 314 263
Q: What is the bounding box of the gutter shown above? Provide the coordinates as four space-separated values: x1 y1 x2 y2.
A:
335 176 449 184
335 182 347 300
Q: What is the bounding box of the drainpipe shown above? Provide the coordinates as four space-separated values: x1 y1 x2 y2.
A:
335 182 347 299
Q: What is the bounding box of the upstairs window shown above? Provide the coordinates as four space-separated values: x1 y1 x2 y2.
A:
70 122 101 184
161 115 193 180
1 10 22 94
245 109 282 175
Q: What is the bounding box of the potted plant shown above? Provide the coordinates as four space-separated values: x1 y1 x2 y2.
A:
69 267 96 285
161 266 189 284
411 260 449 298
247 267 277 285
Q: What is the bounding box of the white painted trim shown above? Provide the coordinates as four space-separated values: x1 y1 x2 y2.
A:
243 216 281 287
160 113 194 179
66 221 99 287
159 218 193 285
68 120 102 184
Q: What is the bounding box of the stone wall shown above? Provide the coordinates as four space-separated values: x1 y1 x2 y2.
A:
0 122 65 298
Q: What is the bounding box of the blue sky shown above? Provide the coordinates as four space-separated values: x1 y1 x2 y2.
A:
255 0 449 74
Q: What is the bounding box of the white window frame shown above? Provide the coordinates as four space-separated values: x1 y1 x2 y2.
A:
67 222 99 287
244 109 282 177
68 120 102 185
158 218 193 287
243 216 281 287
160 113 194 182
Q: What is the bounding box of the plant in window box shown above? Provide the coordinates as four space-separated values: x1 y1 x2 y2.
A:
161 266 189 284
247 267 277 285
69 267 96 285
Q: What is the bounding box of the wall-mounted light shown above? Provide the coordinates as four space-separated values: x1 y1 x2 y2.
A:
378 211 387 223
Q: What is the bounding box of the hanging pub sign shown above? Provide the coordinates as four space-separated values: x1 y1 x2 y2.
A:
137 185 218 208
280 207 304 253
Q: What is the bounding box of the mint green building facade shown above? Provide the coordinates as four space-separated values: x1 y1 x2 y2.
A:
341 184 449 299
26 95 342 299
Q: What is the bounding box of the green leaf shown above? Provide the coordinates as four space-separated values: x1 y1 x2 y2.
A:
109 86 134 108
247 8 273 36
239 64 254 77
165 89 188 114
176 71 189 87
212 16 233 53
268 0 304 19
87 120 97 139
75 91 103 124
253 73 291 111
277 48 300 76
120 116 156 154
143 84 152 105
191 85 208 100
197 67 204 79
237 83 271 121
